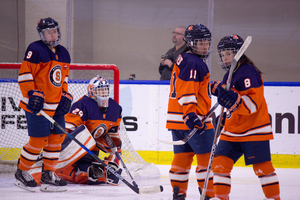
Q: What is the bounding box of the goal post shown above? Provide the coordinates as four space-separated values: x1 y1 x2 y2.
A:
0 63 160 178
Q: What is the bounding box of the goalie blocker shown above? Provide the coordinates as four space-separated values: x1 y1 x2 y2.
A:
29 124 122 186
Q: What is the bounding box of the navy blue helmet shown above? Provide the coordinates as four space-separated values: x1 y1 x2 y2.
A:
37 17 61 47
184 24 212 59
217 34 244 71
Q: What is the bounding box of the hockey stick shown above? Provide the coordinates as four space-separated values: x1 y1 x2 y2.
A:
200 36 252 200
39 110 163 194
157 102 219 145
103 133 139 187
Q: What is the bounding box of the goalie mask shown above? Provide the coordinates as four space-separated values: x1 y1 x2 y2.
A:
88 76 110 107
37 17 61 47
217 34 244 71
184 24 212 59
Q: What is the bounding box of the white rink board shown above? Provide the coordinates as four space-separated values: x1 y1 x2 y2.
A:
119 84 300 154
1 83 300 155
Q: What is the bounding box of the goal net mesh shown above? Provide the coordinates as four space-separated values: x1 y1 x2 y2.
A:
0 63 160 179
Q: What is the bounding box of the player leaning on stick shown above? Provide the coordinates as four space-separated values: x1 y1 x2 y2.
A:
16 17 73 192
209 35 280 200
166 24 215 200
56 76 123 185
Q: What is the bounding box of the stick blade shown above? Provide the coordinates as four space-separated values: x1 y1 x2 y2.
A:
156 138 185 145
139 185 164 194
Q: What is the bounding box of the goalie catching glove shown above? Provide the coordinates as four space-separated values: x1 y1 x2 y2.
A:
87 161 122 186
217 84 242 112
183 112 206 134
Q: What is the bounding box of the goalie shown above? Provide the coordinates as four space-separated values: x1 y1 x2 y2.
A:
56 76 123 185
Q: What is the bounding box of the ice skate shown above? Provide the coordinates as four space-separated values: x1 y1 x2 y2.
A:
40 169 67 192
14 168 37 192
173 186 185 200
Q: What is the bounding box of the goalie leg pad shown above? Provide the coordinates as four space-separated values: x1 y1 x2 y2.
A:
56 165 77 183
74 171 88 184
56 124 95 170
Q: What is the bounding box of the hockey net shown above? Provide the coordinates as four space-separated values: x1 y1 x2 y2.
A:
0 63 160 178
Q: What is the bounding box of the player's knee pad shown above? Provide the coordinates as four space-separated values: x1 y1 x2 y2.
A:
27 136 49 149
48 133 66 145
196 152 211 168
172 152 194 168
253 161 275 176
212 155 234 175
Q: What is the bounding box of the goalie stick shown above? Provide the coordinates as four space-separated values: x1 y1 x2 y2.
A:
103 133 139 187
39 110 163 194
200 36 252 200
157 102 219 145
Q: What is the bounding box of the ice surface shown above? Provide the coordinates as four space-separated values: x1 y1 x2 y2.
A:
0 165 298 200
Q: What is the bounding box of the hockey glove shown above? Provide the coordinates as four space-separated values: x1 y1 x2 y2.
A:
54 91 73 117
184 112 206 134
27 90 45 114
217 84 242 112
105 161 122 186
215 113 226 130
87 161 122 186
210 81 223 96
87 162 105 182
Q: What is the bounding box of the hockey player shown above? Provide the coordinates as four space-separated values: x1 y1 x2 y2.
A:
210 35 280 200
166 24 215 200
56 76 123 185
16 17 73 192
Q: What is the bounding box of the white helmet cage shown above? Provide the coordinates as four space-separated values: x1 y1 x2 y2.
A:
88 76 110 107
217 34 244 71
188 38 212 59
184 24 212 59
216 48 239 71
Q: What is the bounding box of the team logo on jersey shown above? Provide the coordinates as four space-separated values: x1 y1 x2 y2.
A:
49 65 62 87
93 124 108 139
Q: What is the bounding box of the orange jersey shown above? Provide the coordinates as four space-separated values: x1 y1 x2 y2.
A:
221 64 273 142
166 52 213 130
18 40 71 116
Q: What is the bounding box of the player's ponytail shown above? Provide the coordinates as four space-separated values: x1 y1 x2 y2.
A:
235 55 262 74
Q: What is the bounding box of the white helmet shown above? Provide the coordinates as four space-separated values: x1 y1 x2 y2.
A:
88 76 110 107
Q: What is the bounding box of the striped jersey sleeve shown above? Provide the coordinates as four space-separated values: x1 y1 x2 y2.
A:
220 64 273 142
18 40 71 116
166 52 213 130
